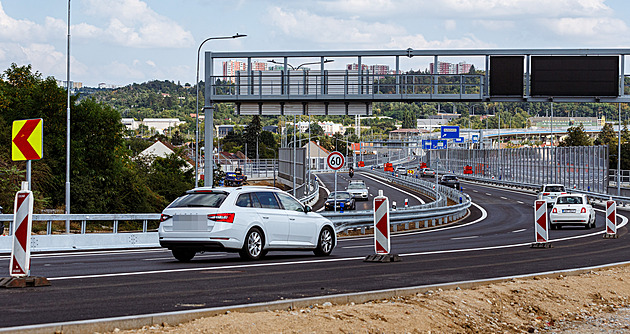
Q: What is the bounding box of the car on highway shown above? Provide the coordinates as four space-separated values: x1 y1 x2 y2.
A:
158 186 336 261
537 184 567 208
549 194 595 229
324 191 356 211
420 168 436 178
439 174 460 189
395 166 408 175
346 181 369 201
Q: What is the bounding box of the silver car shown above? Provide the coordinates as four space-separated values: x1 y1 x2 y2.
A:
158 186 336 261
346 181 369 201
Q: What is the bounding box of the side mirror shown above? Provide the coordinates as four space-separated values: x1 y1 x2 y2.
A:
304 205 312 213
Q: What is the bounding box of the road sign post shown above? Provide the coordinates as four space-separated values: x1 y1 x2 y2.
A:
327 151 345 212
364 190 400 262
604 199 618 239
531 200 552 248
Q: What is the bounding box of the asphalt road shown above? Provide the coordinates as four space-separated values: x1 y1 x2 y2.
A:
0 178 627 328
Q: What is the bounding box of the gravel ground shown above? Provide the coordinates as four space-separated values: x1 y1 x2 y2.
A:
108 264 630 334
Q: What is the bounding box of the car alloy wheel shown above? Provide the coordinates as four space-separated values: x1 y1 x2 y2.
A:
240 228 264 260
314 227 334 256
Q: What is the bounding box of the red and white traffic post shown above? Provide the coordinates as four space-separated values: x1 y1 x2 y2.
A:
10 182 33 277
605 198 618 239
532 200 551 248
364 190 400 262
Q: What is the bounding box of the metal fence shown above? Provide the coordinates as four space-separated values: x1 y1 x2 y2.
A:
427 146 609 193
219 159 277 179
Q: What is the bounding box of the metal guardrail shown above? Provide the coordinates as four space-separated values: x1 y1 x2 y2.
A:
321 169 471 233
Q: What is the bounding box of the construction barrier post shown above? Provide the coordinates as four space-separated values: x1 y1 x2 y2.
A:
364 190 400 263
531 199 552 248
1 181 50 288
604 198 618 239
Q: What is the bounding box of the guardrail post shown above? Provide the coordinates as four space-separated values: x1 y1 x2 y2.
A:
81 220 86 234
143 220 148 233
47 220 52 235
113 220 118 234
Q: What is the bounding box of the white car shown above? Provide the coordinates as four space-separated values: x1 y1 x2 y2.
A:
420 168 436 177
346 181 369 201
158 186 336 261
395 166 408 175
549 194 596 230
537 184 567 208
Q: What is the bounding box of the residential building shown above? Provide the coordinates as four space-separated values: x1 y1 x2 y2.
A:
318 121 345 136
417 118 448 131
142 118 185 134
223 60 268 83
429 61 472 74
138 140 193 170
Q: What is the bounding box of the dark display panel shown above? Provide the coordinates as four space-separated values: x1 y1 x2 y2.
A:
531 56 619 96
490 56 524 96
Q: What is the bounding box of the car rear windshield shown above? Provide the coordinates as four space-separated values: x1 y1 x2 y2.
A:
443 176 457 180
347 183 365 189
556 196 583 204
168 193 228 208
545 186 565 192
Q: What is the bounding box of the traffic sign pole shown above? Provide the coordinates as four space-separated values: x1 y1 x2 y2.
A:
327 151 345 213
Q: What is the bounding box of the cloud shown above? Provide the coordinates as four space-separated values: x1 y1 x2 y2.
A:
387 34 494 50
83 0 194 48
444 20 456 31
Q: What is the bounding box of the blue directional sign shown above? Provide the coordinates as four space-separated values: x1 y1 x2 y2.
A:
440 126 460 139
454 137 464 143
472 134 479 143
434 140 447 149
422 139 432 149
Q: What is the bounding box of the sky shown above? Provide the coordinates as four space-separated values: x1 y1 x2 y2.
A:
1 0 630 87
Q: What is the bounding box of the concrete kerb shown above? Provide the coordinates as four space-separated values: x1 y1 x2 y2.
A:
5 260 630 334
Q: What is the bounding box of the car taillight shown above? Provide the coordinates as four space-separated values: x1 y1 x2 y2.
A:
160 214 171 222
543 193 550 196
561 192 567 195
552 208 557 213
581 207 586 213
208 213 235 223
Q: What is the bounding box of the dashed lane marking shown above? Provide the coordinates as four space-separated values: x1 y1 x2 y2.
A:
450 236 479 240
512 229 527 233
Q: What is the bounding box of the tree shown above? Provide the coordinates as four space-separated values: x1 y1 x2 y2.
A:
595 123 616 146
309 122 324 136
558 124 592 147
401 110 415 129
245 115 262 158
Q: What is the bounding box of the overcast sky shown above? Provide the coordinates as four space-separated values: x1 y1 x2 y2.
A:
1 0 629 87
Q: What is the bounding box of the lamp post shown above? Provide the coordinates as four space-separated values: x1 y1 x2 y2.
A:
267 59 334 71
195 33 246 188
65 0 71 233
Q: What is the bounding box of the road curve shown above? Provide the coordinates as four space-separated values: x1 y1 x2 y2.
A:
0 179 627 328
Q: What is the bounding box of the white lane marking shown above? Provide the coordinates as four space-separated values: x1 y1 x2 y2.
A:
472 190 478 193
512 229 527 233
485 193 492 196
450 236 478 240
517 201 524 204
0 248 168 260
359 172 425 204
500 197 508 200
46 207 626 281
342 201 488 241
342 245 373 249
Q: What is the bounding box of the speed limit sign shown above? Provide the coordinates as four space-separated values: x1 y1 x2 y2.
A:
327 151 345 170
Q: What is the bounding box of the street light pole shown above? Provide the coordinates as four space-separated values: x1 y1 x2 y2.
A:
65 0 71 233
196 33 246 188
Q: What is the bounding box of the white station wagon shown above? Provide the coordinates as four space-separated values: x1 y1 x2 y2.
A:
158 186 336 261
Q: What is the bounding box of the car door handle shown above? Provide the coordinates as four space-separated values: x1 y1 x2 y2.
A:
289 218 296 221
262 216 269 219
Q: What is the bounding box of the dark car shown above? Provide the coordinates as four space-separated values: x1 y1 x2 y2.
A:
324 191 356 211
439 174 460 189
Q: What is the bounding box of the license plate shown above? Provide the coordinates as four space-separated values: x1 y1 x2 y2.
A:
562 209 576 213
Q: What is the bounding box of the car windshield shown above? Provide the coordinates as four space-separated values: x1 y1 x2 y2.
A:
545 186 565 192
329 192 351 200
168 192 227 208
556 196 583 204
347 184 365 189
